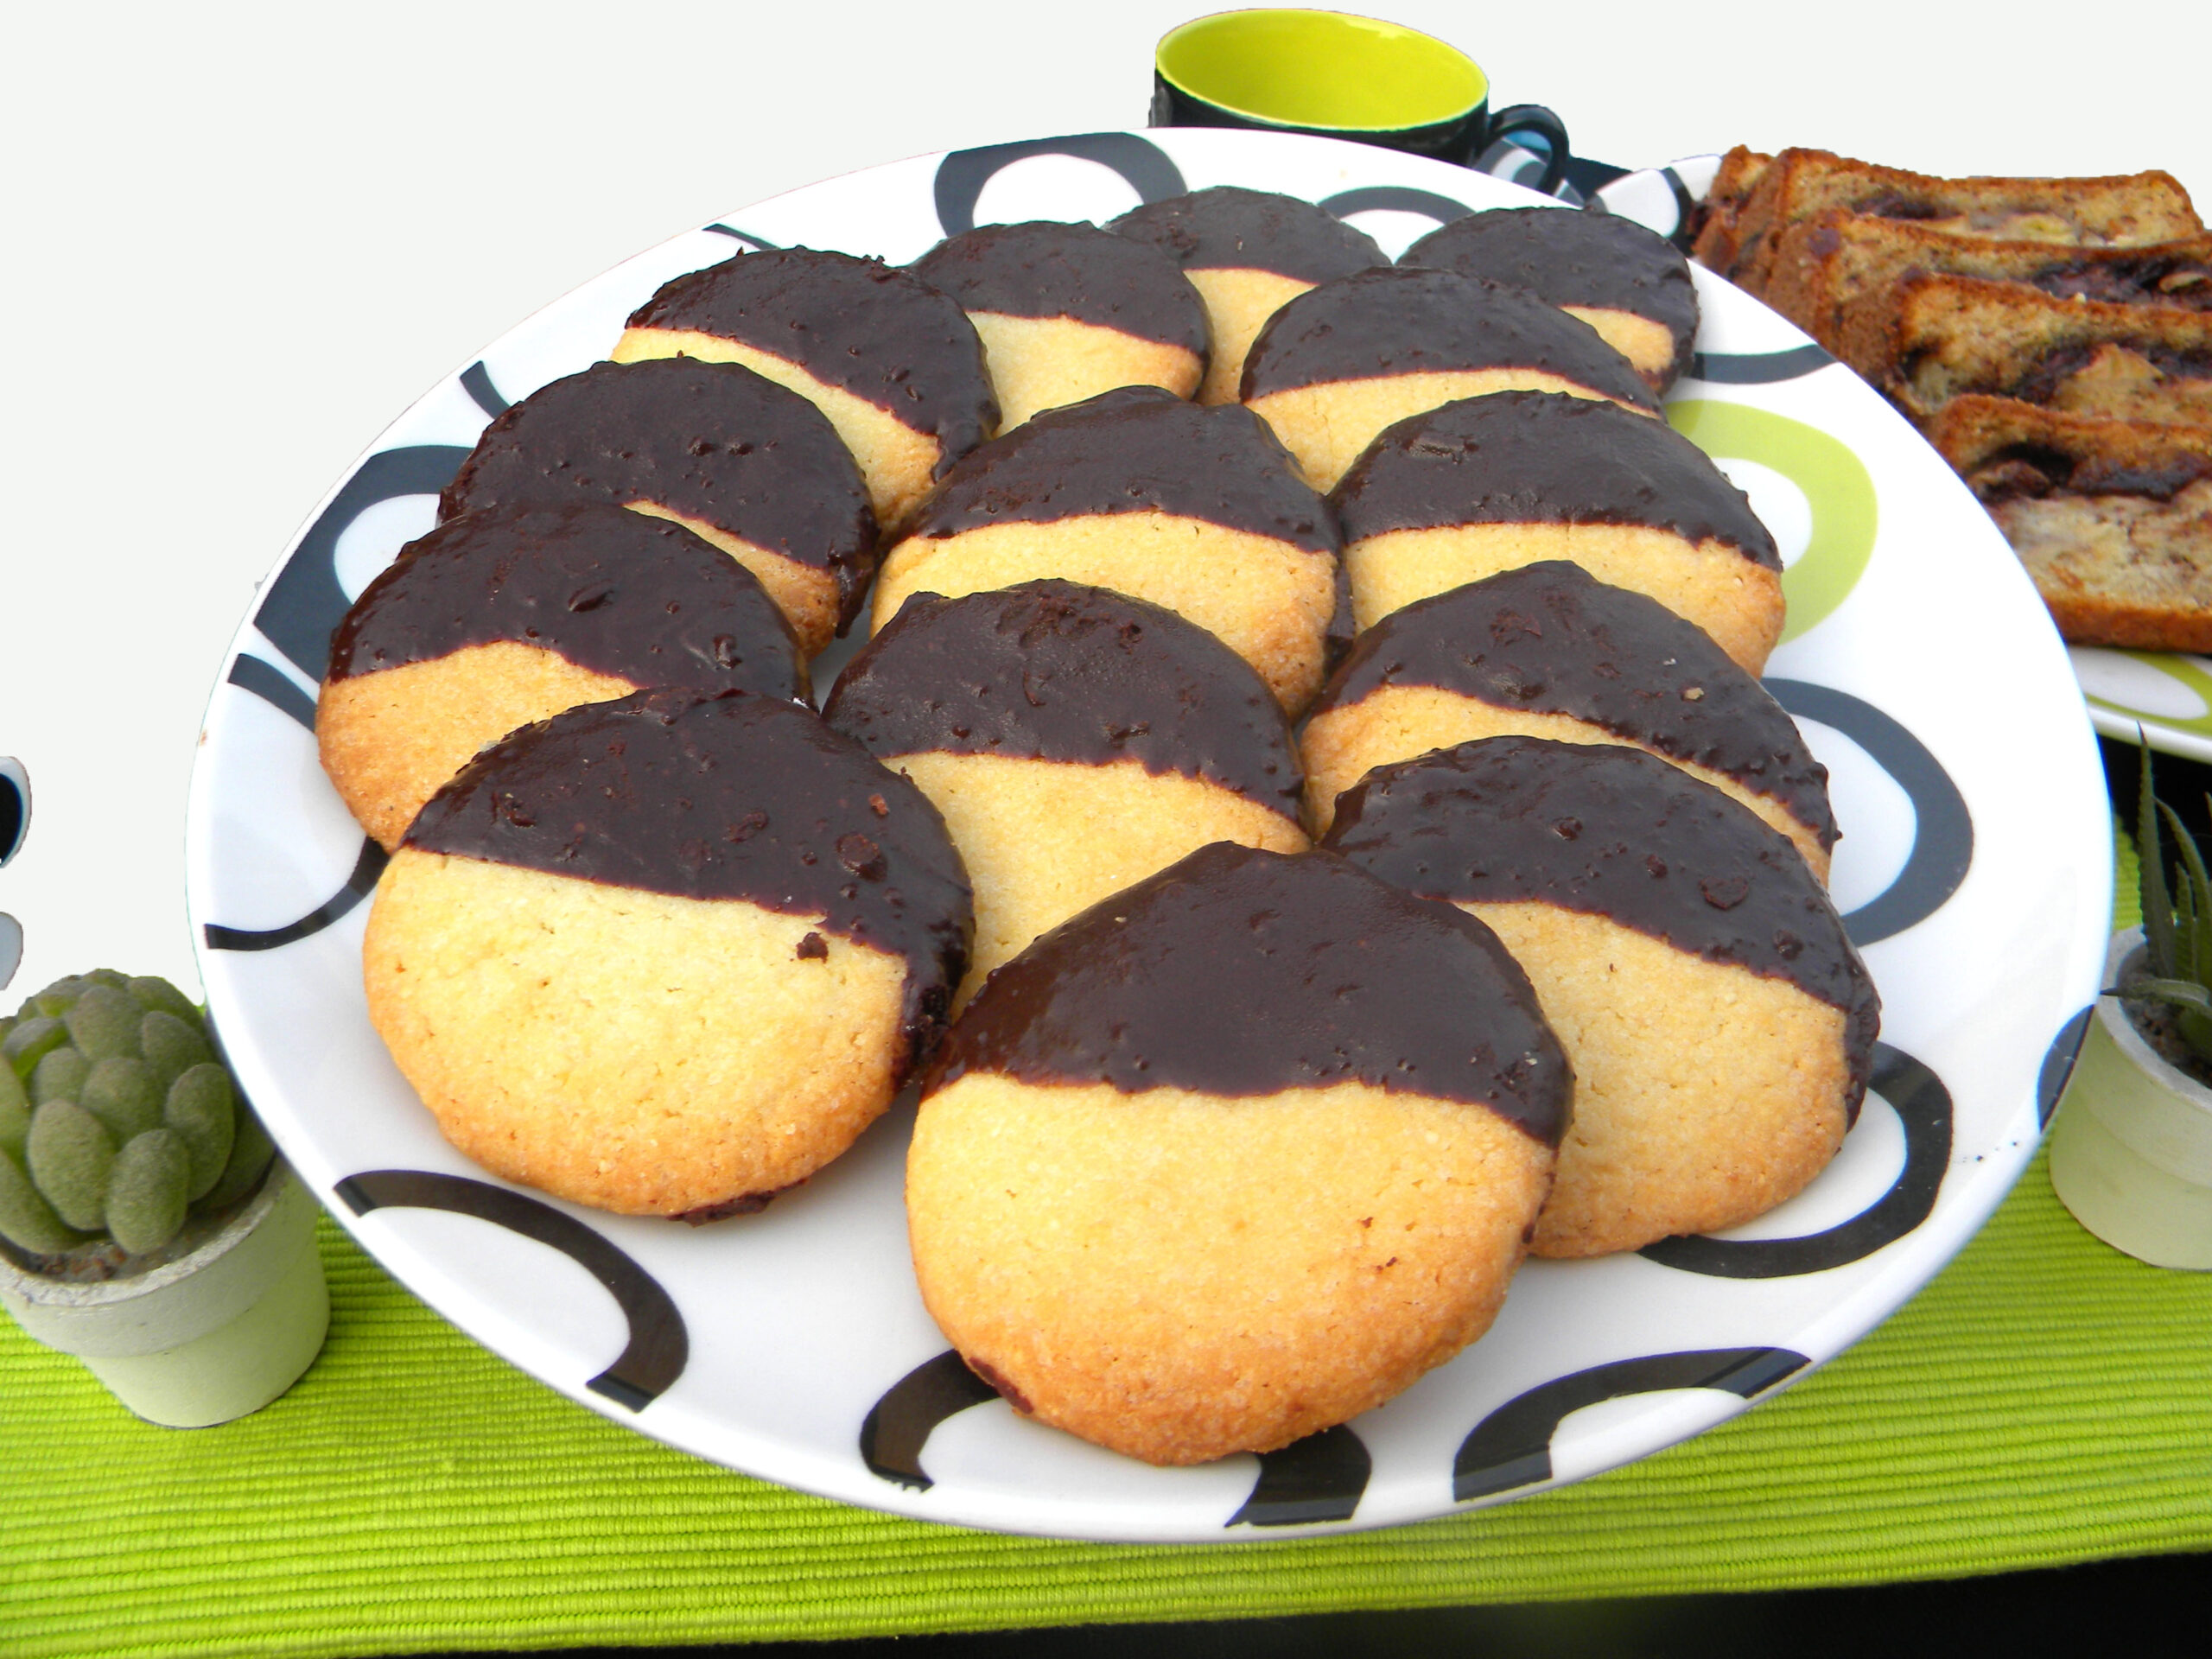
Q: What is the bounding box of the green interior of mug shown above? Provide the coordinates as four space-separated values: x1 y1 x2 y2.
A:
1156 10 1486 133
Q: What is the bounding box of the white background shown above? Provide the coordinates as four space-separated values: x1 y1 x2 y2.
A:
3 0 2206 1001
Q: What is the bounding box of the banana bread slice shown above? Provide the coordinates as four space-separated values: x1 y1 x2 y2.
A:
1688 146 1774 277
1929 394 2212 650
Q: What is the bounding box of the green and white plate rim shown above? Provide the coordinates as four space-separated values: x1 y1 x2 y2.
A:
182 129 2113 1543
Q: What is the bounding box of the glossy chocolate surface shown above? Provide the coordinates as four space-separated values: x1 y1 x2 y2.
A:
925 842 1568 1144
1109 186 1387 283
1238 266 1659 407
328 505 806 700
1324 737 1877 1108
624 249 999 470
1330 390 1780 569
439 358 878 624
1400 207 1699 372
909 221 1209 353
824 580 1302 815
1312 562 1832 847
406 689 972 1057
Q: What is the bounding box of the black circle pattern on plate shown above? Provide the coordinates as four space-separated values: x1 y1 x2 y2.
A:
702 223 779 249
335 1168 689 1410
1317 185 1475 227
2039 1007 2096 1127
932 134 1188 237
458 361 512 421
203 836 388 954
1764 679 1974 949
0 757 27 867
1452 1347 1808 1503
1685 343 1835 385
858 1348 1374 1525
1637 1041 1953 1278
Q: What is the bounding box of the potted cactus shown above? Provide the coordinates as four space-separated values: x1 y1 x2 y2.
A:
2049 748 2212 1268
0 970 328 1424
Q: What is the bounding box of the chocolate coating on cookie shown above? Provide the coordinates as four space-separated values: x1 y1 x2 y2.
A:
1109 187 1387 283
439 357 878 621
1239 266 1659 406
1401 209 1699 373
910 221 1209 353
926 842 1568 1143
1325 738 1876 1104
1313 562 1832 847
406 688 971 1054
1332 391 1779 569
906 386 1337 553
824 580 1301 814
328 505 805 699
622 249 998 473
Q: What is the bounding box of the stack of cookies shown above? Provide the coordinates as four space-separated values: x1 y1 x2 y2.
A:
1698 146 2212 651
319 184 1878 1468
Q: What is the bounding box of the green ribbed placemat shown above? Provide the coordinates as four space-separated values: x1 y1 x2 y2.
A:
5 848 2205 1658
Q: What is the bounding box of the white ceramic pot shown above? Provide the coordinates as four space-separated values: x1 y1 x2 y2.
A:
0 1159 328 1425
2049 928 2212 1269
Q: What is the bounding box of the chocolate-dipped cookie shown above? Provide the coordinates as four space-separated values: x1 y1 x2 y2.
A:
870 386 1344 712
612 248 999 528
906 842 1567 1466
320 504 807 850
1401 207 1700 393
363 689 972 1218
1300 561 1834 875
908 221 1209 428
1331 391 1784 672
1240 264 1660 490
439 357 875 657
1109 187 1387 405
826 582 1308 1005
1325 737 1877 1260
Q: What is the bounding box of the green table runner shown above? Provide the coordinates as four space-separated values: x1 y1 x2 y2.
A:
6 857 2209 1658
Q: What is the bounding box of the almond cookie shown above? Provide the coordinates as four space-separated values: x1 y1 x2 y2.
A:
363 689 971 1218
1300 561 1833 875
320 504 806 849
1240 264 1659 490
1109 186 1387 404
612 248 999 528
870 385 1345 712
909 220 1208 428
1331 390 1784 671
1400 207 1700 393
907 842 1567 1465
825 581 1308 1005
1325 737 1877 1259
439 356 874 655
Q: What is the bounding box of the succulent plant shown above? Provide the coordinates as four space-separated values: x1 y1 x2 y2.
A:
2122 741 2212 1067
0 970 273 1259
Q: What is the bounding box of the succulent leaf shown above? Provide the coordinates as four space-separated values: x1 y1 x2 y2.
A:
0 1148 83 1254
126 978 200 1025
3 1016 66 1082
105 1130 192 1255
164 1064 236 1199
200 1103 274 1213
0 1084 28 1162
139 1010 213 1087
28 980 86 1020
25 1101 118 1232
83 1057 163 1143
31 1047 90 1107
63 986 143 1064
0 1051 28 1130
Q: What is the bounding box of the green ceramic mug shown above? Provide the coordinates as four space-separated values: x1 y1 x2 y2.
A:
1152 10 1571 190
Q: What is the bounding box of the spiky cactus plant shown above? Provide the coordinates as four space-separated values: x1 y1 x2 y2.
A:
0 971 273 1261
2122 743 2212 1067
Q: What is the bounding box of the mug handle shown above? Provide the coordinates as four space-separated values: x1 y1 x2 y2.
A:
1487 104 1571 194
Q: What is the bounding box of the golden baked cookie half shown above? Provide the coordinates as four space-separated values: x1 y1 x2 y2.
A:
363 689 972 1219
1400 207 1700 394
871 385 1345 713
907 842 1567 1466
1240 264 1660 491
439 357 875 656
1300 560 1834 877
1109 186 1387 406
1325 737 1878 1260
825 581 1308 1005
908 220 1208 428
319 504 806 850
1330 390 1785 672
612 248 999 530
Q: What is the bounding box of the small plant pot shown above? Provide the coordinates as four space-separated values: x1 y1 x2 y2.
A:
2050 928 2212 1270
0 1159 328 1425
